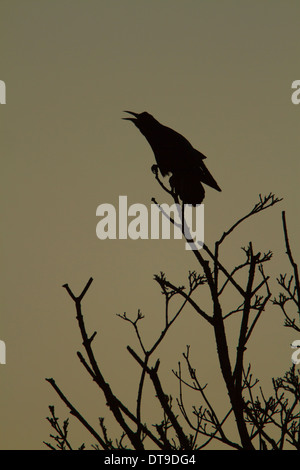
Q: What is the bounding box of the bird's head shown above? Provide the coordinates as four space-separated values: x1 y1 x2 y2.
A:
122 110 158 131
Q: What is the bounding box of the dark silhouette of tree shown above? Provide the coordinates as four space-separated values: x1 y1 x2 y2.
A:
44 169 300 450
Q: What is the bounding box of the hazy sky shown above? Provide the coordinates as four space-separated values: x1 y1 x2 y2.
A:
1 0 300 450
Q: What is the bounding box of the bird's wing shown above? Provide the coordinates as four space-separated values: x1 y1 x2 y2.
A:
193 149 207 160
197 158 221 192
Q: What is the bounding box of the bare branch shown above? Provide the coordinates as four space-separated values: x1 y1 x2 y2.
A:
45 378 107 449
216 193 282 248
282 211 300 314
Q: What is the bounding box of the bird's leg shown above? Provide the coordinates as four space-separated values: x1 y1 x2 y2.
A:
168 175 179 201
151 166 173 196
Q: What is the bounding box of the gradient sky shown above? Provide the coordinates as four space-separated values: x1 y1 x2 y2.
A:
1 0 300 450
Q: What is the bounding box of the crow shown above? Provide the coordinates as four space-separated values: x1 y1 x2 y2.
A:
123 111 221 205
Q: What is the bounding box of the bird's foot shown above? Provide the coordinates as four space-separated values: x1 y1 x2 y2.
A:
151 164 159 175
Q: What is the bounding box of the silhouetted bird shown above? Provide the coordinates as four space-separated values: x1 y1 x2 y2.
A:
123 111 221 205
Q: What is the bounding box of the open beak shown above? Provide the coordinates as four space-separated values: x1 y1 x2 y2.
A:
122 110 139 121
